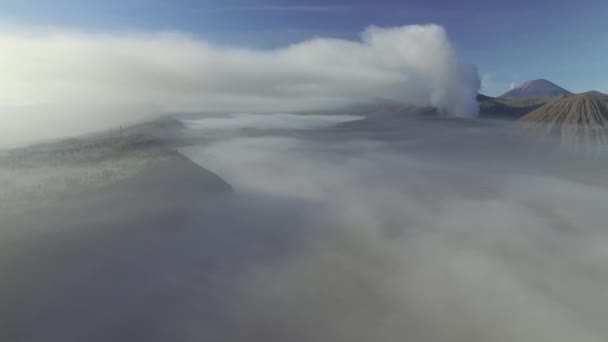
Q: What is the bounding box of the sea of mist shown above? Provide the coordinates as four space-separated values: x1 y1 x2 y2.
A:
1 112 608 341
174 114 608 342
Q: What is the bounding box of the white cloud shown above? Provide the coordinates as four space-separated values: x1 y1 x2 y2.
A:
481 72 494 90
0 24 479 147
178 120 608 341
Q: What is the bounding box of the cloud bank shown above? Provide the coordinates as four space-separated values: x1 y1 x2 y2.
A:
176 119 608 342
2 111 607 341
0 24 479 147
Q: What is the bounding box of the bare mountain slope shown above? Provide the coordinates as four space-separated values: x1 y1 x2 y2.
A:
520 93 608 148
521 94 608 126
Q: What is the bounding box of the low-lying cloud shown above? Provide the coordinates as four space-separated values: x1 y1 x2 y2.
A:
181 113 363 132
177 119 608 342
0 24 479 147
2 110 608 341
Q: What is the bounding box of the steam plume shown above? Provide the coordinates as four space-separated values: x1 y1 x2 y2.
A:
0 24 479 147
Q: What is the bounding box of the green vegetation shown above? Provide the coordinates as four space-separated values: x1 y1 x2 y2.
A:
478 94 551 119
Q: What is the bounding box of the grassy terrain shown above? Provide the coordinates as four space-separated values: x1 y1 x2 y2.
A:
478 94 552 119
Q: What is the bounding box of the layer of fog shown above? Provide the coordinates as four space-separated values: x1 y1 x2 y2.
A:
2 111 608 341
182 113 363 131
0 24 479 147
176 115 608 342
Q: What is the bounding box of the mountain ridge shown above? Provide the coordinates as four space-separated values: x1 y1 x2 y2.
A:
519 93 608 147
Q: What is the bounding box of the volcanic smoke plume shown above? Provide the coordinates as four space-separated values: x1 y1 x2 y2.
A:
0 24 479 147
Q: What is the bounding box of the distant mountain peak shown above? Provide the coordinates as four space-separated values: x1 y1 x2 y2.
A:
499 79 571 99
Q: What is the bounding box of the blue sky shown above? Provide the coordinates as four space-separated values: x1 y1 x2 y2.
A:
1 0 607 96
